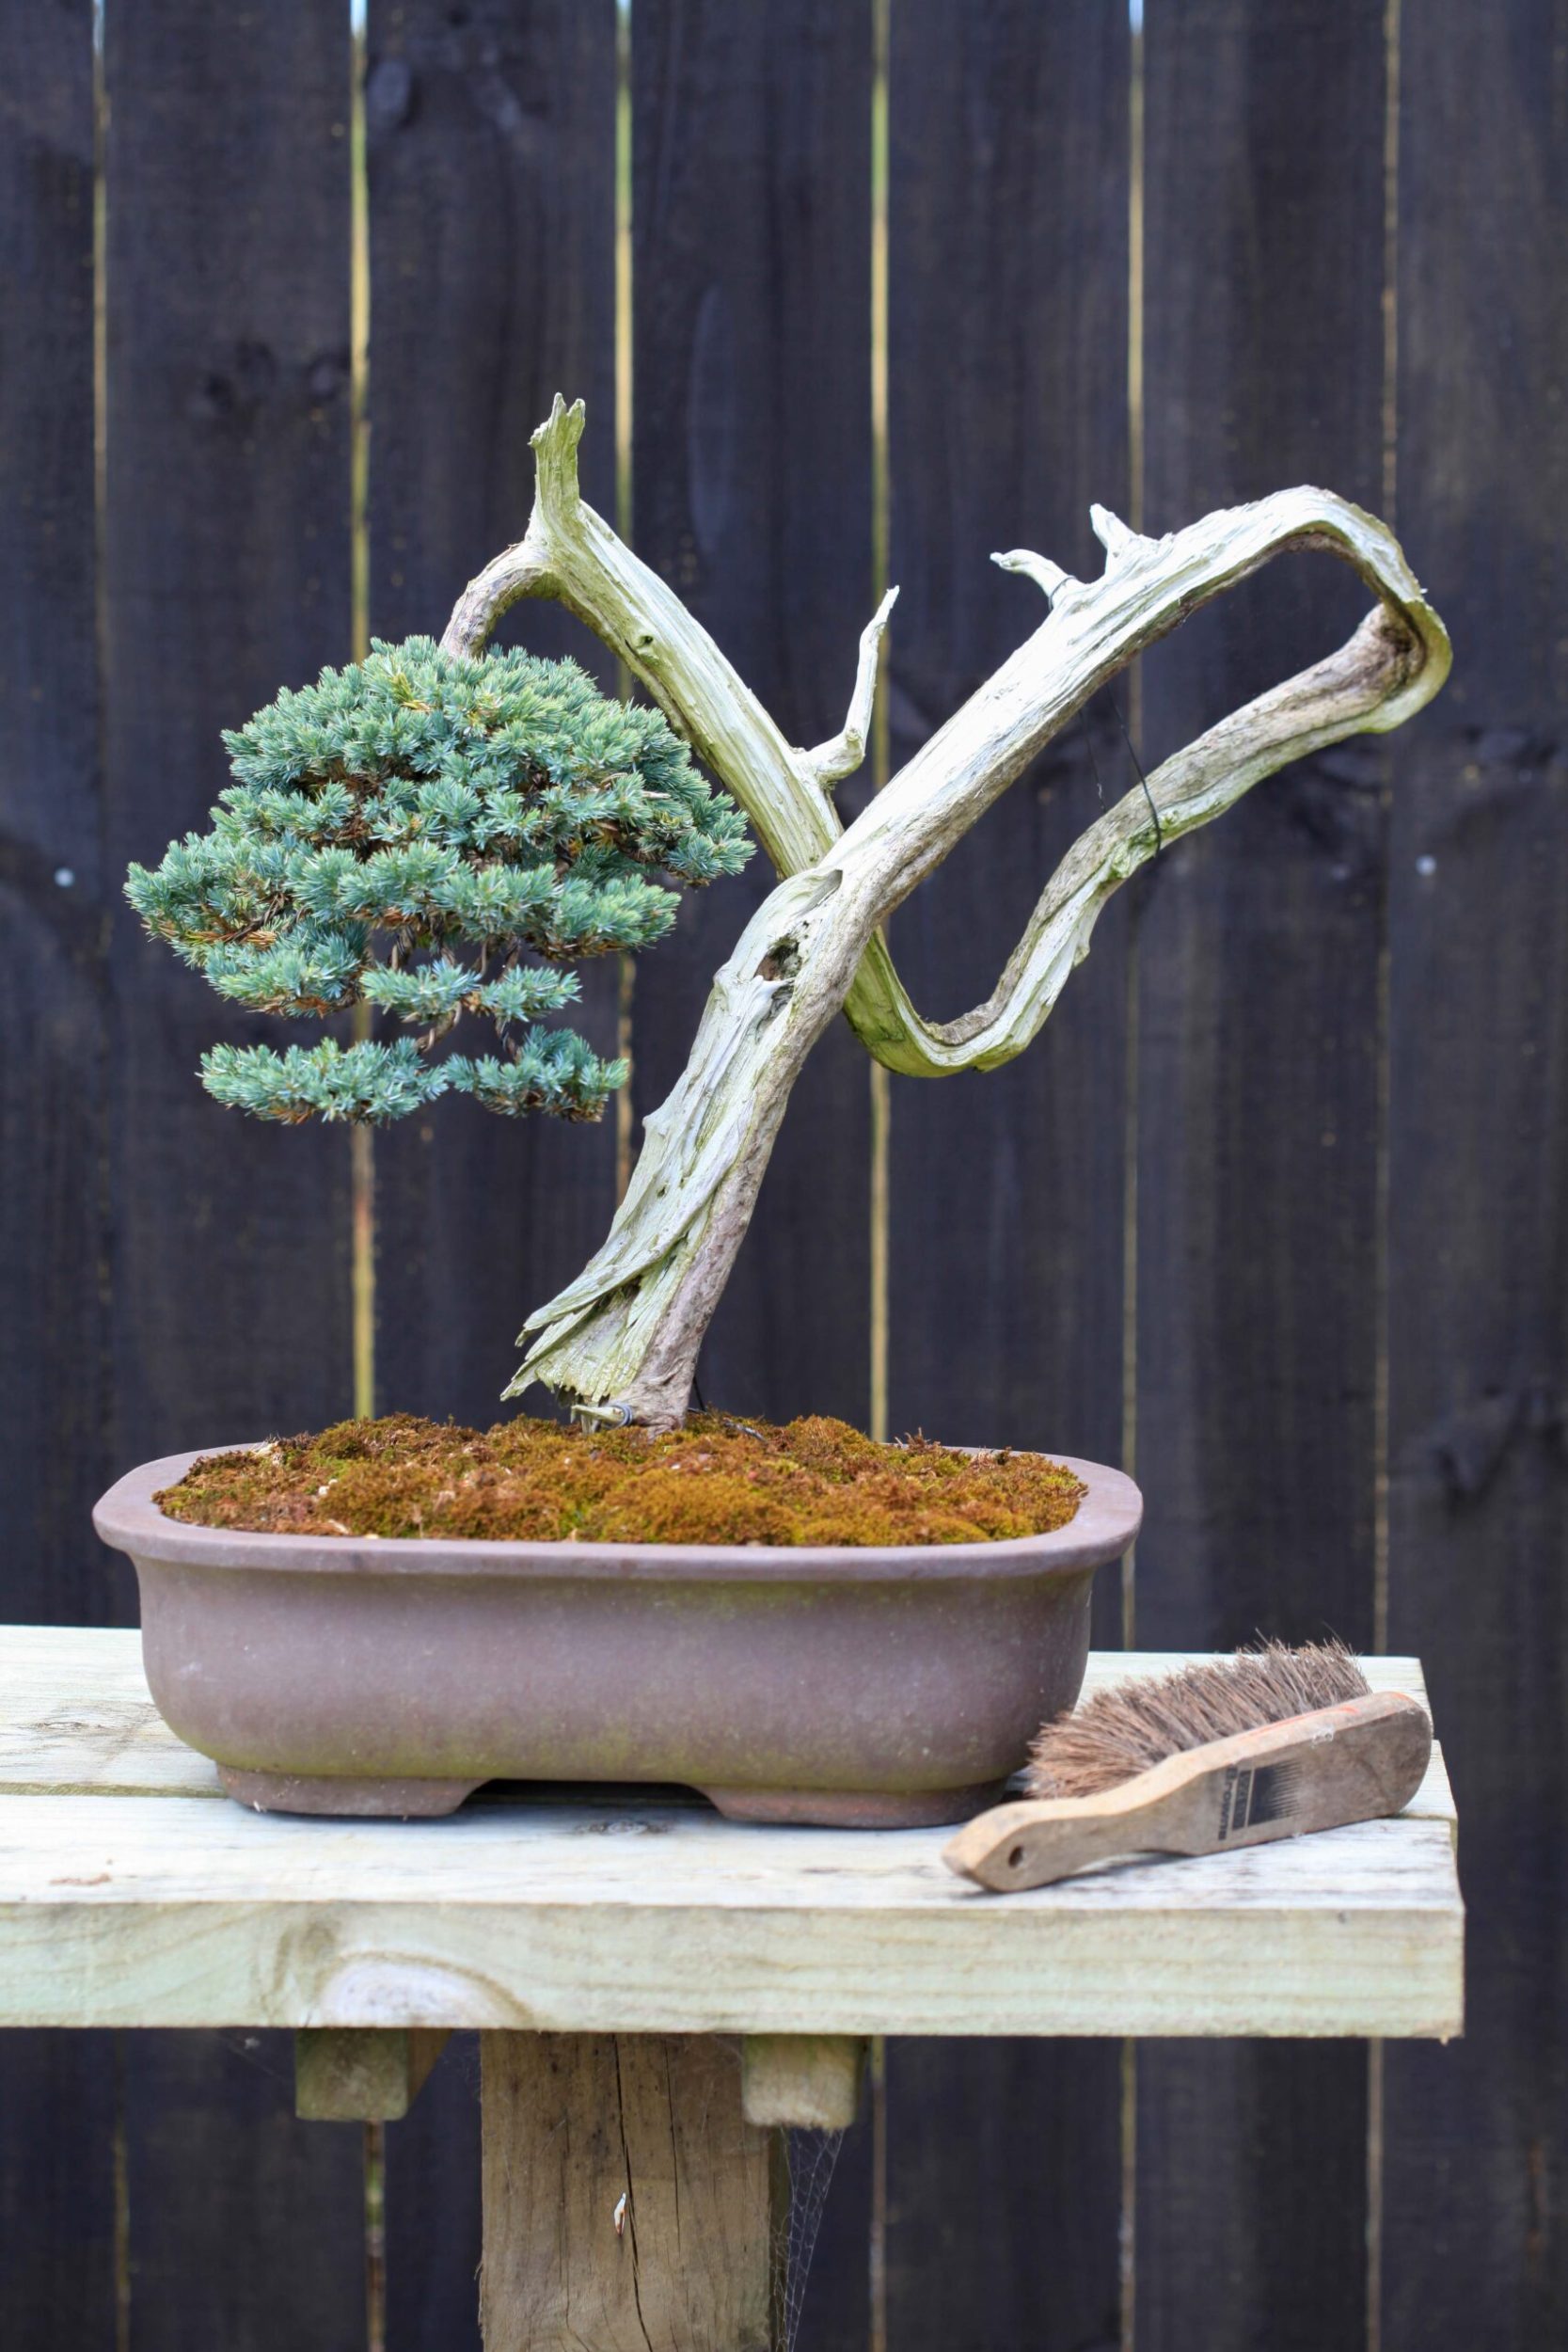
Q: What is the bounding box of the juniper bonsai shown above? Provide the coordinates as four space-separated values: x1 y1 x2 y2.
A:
127 635 752 1125
129 397 1450 1434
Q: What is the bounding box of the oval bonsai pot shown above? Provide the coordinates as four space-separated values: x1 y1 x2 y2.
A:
92 1447 1142 1828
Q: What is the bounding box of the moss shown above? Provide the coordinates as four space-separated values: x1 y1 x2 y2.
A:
155 1411 1085 1549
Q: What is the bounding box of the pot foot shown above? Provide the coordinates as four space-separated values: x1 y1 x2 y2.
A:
699 1780 1008 1829
218 1766 483 1819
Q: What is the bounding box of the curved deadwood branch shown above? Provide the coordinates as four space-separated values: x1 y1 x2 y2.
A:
510 606 1439 1427
804 587 899 788
443 401 1447 1087
441 397 843 880
812 490 1448 1077
444 402 1449 1424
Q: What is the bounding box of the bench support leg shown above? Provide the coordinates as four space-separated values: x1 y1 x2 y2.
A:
480 2031 788 2352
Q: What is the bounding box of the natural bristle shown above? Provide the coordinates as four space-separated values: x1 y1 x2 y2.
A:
1027 1640 1371 1800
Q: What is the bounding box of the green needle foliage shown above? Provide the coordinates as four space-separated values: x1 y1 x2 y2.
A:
126 638 752 1124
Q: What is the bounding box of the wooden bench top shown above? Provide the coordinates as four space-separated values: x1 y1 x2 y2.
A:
0 1627 1463 2041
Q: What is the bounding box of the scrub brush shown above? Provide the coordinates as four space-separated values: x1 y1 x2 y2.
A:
943 1640 1432 1893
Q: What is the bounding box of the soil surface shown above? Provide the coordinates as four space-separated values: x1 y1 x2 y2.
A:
157 1411 1085 1549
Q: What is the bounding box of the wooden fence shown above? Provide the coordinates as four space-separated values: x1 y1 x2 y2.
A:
2 2 1563 2346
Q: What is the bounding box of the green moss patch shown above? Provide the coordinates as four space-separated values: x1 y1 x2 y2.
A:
156 1412 1085 1549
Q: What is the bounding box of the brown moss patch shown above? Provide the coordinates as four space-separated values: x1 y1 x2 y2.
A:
156 1411 1085 1549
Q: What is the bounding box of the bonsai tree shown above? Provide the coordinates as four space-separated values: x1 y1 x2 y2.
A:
127 635 752 1123
129 398 1450 1434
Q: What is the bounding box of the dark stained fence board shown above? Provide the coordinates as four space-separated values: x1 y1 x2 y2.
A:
365 7 619 2338
884 0 1132 1547
365 0 619 1434
788 2106 873 2352
629 0 875 1429
1133 3 1389 2348
885 2032 1122 2352
1135 0 1387 1657
0 0 110 1631
0 2032 118 2352
1135 2040 1370 2352
363 0 618 2327
626 2 877 2330
0 8 117 2348
362 0 616 672
1383 4 1568 2346
102 4 364 2344
381 2035 483 2352
882 8 1131 2348
119 2032 366 2352
103 1 356 1470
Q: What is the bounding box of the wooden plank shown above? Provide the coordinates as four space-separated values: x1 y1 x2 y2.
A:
101 6 364 2342
882 8 1132 2345
0 2028 118 2352
0 1798 1465 2039
1133 6 1390 2347
480 2032 785 2352
786 2096 871 2352
362 15 617 2336
0 0 110 1629
103 5 355 1467
884 0 1131 1478
383 2032 483 2352
0 1624 220 1796
295 2026 451 2121
0 1641 1462 2043
742 2034 866 2131
0 1625 1455 1820
628 0 874 1424
886 2028 1122 2352
0 8 119 2342
120 2030 368 2352
1382 5 1568 2346
365 0 620 1431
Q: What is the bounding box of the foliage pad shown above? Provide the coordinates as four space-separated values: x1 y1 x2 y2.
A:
126 638 752 1123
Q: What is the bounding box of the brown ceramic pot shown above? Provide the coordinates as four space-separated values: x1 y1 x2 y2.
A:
92 1446 1142 1827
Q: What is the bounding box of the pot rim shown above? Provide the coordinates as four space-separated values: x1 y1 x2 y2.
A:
93 1444 1143 1585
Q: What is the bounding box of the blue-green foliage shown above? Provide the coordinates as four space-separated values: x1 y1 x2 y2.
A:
125 639 752 1124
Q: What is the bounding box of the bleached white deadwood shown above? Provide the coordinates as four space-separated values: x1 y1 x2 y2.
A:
446 401 1449 1426
802 586 899 789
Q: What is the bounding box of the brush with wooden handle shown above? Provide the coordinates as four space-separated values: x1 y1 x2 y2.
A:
943 1641 1432 1894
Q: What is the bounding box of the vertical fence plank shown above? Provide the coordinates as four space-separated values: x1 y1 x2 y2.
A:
1133 5 1388 2348
0 0 108 1629
0 2031 118 2352
882 8 1130 2348
364 13 617 2328
0 6 119 2336
102 3 364 2343
367 0 620 1437
1383 5 1568 2346
381 2037 482 2352
628 4 877 2335
884 0 1131 1490
103 2 356 1466
629 0 875 1428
